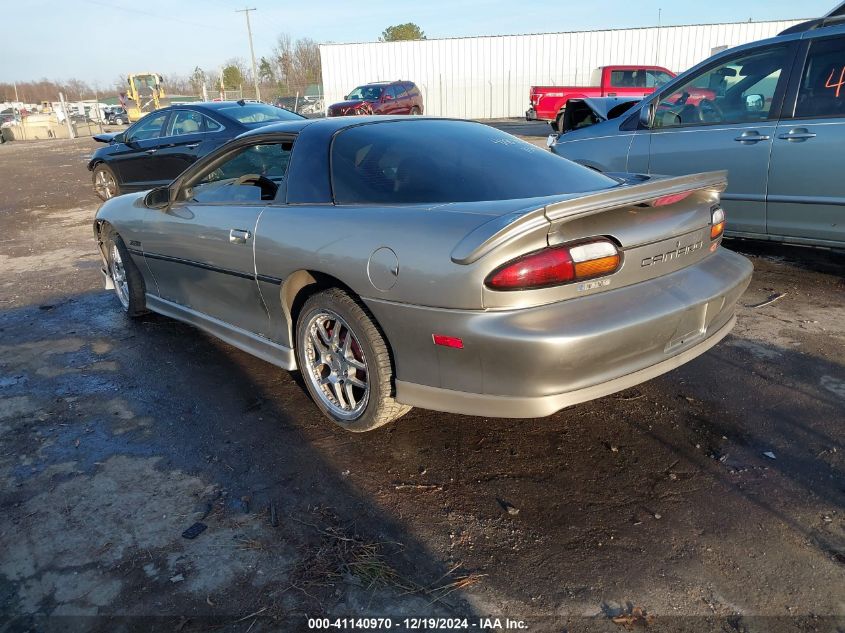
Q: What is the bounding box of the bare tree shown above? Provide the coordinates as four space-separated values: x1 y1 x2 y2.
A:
272 33 321 96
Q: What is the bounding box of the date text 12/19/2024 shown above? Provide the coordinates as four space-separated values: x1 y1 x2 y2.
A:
307 617 528 630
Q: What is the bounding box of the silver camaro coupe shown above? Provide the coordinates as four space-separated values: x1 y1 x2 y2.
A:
93 117 752 431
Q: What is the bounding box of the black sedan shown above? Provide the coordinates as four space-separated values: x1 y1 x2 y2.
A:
88 101 303 200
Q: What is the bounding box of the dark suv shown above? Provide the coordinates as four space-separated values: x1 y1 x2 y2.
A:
328 81 423 117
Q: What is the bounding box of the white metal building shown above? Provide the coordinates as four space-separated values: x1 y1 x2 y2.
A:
320 19 805 119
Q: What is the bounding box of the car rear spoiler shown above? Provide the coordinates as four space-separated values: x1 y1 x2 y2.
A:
450 171 727 265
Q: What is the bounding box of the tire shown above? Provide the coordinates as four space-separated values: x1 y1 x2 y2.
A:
114 117 123 125
295 288 411 432
410 106 421 115
92 163 120 201
554 111 566 133
102 227 147 317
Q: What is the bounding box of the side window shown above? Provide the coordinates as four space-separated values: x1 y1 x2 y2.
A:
404 83 418 97
204 115 222 131
794 37 845 119
125 111 168 142
166 110 204 137
394 85 408 99
385 85 399 100
652 46 791 128
646 70 673 88
610 70 637 87
187 141 293 204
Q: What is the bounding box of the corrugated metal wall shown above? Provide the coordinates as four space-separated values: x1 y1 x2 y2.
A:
320 19 804 119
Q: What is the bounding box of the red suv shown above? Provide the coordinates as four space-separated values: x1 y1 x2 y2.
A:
328 81 424 117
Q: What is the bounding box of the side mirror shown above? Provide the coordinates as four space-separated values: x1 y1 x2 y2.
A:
745 94 765 112
144 186 171 209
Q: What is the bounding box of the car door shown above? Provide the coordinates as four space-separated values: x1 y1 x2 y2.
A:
150 109 209 179
393 84 411 113
381 86 400 114
109 110 172 190
767 34 845 245
634 43 796 235
139 138 294 338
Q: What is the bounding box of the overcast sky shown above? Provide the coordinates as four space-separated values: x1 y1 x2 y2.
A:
0 0 832 86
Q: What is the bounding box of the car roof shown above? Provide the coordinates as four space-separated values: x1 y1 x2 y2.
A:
237 115 444 140
363 80 415 86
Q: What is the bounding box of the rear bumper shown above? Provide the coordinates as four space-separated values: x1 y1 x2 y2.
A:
366 248 752 418
525 107 537 121
395 315 735 418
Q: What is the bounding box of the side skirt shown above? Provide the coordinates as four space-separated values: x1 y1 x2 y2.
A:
145 295 297 371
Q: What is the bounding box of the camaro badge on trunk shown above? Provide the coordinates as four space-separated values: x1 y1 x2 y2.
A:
641 239 703 267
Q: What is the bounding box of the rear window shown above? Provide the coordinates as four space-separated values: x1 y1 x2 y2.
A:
218 104 302 126
331 120 618 204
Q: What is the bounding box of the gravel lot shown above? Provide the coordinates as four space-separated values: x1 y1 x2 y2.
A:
0 125 843 632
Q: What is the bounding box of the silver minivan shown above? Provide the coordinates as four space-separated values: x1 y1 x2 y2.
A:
549 9 845 249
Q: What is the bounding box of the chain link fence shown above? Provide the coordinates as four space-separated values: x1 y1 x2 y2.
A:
1 82 325 143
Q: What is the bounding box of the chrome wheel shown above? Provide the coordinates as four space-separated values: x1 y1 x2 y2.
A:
110 243 130 310
302 309 369 421
95 169 116 199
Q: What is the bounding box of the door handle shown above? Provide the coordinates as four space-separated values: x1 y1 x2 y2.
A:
778 129 816 142
145 148 158 154
185 142 200 149
734 131 770 143
229 228 251 244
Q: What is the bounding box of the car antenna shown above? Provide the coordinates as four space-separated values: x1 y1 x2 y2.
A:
237 99 246 106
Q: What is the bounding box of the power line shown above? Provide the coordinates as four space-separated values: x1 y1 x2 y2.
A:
81 0 230 33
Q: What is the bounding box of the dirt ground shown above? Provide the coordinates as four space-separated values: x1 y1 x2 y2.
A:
0 126 843 633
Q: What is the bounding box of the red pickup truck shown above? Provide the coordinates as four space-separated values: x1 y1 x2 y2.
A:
527 65 676 131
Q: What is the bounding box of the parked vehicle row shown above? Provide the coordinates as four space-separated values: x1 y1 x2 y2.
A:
87 8 844 432
548 12 845 249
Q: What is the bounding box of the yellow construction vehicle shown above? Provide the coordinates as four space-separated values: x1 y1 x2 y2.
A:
125 73 167 122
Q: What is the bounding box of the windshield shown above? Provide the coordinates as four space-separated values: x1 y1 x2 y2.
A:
346 86 384 101
218 104 302 126
331 120 618 204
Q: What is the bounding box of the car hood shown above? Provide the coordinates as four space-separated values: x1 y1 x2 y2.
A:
558 97 642 135
93 132 117 143
330 100 370 109
572 97 642 120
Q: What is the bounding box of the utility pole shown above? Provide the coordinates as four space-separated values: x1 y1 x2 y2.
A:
58 92 75 139
13 81 19 102
236 7 261 102
655 8 662 66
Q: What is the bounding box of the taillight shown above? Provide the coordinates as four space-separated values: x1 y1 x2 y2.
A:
710 206 725 240
485 239 620 291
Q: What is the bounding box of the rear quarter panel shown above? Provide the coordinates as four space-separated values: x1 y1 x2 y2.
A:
253 203 539 345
